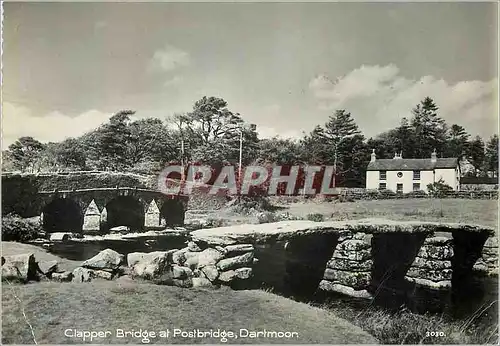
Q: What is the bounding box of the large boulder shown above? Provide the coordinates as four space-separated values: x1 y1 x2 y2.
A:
93 270 114 280
52 271 73 282
172 265 193 280
72 267 95 283
38 260 59 276
82 249 124 270
2 254 38 282
223 244 254 256
184 252 200 270
127 251 175 268
172 249 188 265
49 232 71 241
197 248 224 268
216 252 253 271
218 267 253 282
130 252 170 281
109 226 130 234
187 241 203 252
200 265 219 281
192 277 213 288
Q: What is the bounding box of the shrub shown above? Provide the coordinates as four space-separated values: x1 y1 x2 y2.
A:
405 190 428 198
427 179 454 198
366 189 380 199
379 189 397 198
256 211 277 224
1 215 43 242
306 213 325 222
204 218 227 228
337 195 355 203
275 212 304 221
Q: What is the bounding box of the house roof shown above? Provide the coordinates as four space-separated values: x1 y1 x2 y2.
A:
367 158 458 171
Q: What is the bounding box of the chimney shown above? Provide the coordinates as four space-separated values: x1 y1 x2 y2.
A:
370 149 376 163
393 151 402 160
431 149 437 163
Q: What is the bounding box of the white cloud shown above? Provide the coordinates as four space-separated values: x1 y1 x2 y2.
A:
94 21 108 30
150 44 190 72
163 75 184 87
309 64 498 138
257 126 304 140
1 102 113 147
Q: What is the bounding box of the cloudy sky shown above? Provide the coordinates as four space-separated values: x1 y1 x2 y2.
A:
2 2 498 147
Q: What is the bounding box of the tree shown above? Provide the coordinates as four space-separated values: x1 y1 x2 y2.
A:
52 138 87 170
174 97 258 166
257 137 302 165
6 136 46 172
181 96 244 146
302 110 363 187
411 97 448 158
92 110 134 170
36 142 59 172
127 118 178 171
466 136 486 175
393 117 416 158
445 124 470 159
366 134 395 160
485 134 499 177
427 178 453 198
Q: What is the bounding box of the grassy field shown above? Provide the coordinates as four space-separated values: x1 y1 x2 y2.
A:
1 280 376 344
1 241 81 272
282 198 497 228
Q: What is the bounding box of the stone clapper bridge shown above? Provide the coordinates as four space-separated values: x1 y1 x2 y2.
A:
188 218 497 312
38 187 187 233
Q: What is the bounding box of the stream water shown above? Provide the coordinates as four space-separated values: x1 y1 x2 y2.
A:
37 233 189 261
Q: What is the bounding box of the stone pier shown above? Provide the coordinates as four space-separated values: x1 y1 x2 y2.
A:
82 199 101 233
319 232 373 299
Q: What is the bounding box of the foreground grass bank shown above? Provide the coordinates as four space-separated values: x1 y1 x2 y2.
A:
313 295 498 344
2 280 376 344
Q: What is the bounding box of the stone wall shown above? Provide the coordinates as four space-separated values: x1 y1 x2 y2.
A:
337 189 498 201
127 241 256 288
319 232 373 299
473 236 498 276
404 236 454 289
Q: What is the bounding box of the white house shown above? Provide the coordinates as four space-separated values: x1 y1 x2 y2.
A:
366 150 460 193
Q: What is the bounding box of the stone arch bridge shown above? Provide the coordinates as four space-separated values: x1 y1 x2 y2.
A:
38 187 188 233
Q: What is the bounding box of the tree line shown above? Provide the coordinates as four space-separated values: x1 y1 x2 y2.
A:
3 96 498 187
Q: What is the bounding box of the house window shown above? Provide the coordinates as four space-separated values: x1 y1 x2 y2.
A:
413 183 420 191
413 170 421 180
397 183 403 193
379 171 386 180
379 183 386 190
397 172 403 178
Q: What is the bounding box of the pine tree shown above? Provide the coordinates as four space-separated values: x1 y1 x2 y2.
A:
394 117 416 158
467 136 486 176
311 109 363 187
445 124 470 159
485 134 499 177
411 97 448 158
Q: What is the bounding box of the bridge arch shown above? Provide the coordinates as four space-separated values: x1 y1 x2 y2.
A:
104 195 145 231
160 199 185 226
42 197 83 232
